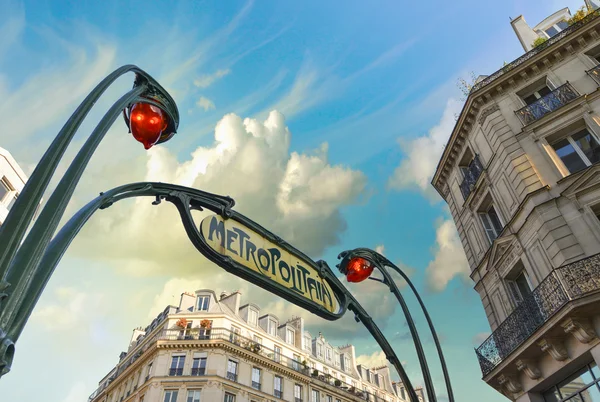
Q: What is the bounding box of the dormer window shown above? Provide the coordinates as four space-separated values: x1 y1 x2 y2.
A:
197 295 210 311
248 308 258 327
541 20 568 38
286 328 295 345
267 318 277 336
304 335 312 351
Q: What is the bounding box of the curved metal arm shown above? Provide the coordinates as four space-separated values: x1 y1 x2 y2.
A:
0 65 179 286
317 260 420 402
0 85 147 331
340 248 455 402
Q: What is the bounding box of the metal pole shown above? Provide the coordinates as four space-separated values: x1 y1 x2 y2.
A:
383 261 455 402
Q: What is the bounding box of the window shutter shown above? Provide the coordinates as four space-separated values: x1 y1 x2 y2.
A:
479 213 496 243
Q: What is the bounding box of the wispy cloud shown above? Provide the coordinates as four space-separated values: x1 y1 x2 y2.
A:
193 69 231 88
196 96 216 111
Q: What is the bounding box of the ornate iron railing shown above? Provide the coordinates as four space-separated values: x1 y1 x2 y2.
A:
471 10 600 93
475 253 600 377
459 154 484 200
587 64 600 86
515 83 579 126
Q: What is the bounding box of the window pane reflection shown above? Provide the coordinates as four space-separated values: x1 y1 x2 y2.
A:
553 138 587 173
572 130 600 165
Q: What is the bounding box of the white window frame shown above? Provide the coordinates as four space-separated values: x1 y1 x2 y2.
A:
325 346 332 361
224 393 236 402
274 345 281 363
304 336 312 351
286 328 295 345
164 390 178 402
267 318 277 336
252 367 261 386
187 390 201 402
506 270 533 305
294 384 303 399
197 295 210 311
248 308 258 327
550 128 600 175
479 204 503 244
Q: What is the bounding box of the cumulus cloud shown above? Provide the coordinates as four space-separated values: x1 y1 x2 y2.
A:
356 350 387 368
375 244 385 255
425 219 470 292
387 99 463 200
193 69 231 88
72 111 367 278
196 96 216 111
32 287 105 331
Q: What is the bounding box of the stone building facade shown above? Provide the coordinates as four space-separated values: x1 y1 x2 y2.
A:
0 147 28 226
432 4 600 402
88 289 424 402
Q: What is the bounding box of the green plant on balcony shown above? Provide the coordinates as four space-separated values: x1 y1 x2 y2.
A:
311 369 319 377
568 6 593 25
334 379 342 387
532 37 548 48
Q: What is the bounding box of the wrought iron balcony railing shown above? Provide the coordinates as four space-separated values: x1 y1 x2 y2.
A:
274 389 282 398
587 63 600 86
475 253 600 377
191 367 205 376
226 371 238 382
169 368 183 376
515 83 579 126
459 154 484 200
252 381 261 391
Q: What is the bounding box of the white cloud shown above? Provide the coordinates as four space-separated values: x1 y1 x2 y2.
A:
71 111 367 277
196 96 216 111
356 350 387 369
61 382 89 402
32 287 105 331
374 244 385 255
193 69 231 88
387 98 463 199
425 219 470 292
472 332 491 346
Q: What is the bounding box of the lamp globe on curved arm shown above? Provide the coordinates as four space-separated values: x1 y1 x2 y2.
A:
337 248 455 402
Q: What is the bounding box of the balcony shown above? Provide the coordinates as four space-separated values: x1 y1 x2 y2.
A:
226 371 238 382
515 83 579 126
252 381 261 391
169 368 183 376
191 367 205 376
587 64 600 86
274 390 282 398
459 154 484 200
475 254 600 377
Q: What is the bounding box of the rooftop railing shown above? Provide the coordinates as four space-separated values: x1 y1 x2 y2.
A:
471 10 600 93
475 253 600 377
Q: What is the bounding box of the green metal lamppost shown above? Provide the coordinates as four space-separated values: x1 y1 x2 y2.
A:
0 65 180 377
337 248 455 402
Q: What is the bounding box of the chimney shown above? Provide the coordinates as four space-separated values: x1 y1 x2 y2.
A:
220 290 242 314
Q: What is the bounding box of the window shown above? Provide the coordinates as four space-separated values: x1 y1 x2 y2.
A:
199 320 212 339
542 20 569 38
542 362 600 401
325 347 332 361
286 328 295 345
253 335 262 345
344 356 350 372
334 352 340 367
326 396 333 402
268 318 278 336
145 362 153 381
248 309 258 326
507 270 533 305
0 178 10 201
311 390 320 402
522 84 553 105
187 390 201 402
375 374 380 387
293 354 301 371
252 367 261 391
479 204 503 243
227 359 238 381
304 335 312 351
197 295 210 311
316 344 323 358
274 345 281 363
400 387 406 399
169 355 185 376
551 129 600 174
224 393 236 402
6 193 17 210
182 321 193 340
294 384 303 402
164 391 178 402
191 356 206 375
274 375 283 398
230 326 241 344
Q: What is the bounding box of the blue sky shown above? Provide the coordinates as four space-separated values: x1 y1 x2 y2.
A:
0 0 589 401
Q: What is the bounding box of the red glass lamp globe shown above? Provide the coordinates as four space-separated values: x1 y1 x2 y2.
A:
345 257 374 283
129 102 169 150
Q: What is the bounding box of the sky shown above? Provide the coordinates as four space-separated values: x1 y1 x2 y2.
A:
0 0 590 401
